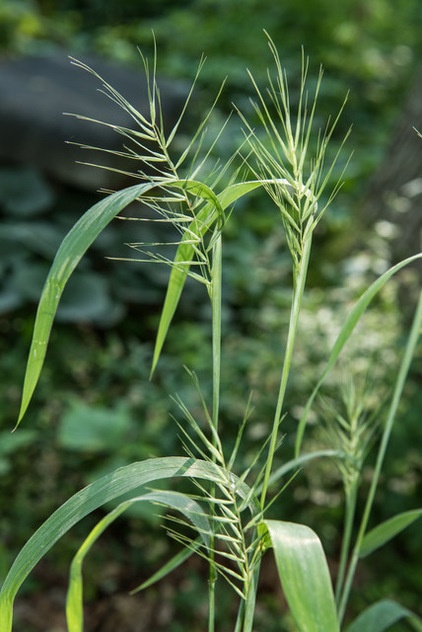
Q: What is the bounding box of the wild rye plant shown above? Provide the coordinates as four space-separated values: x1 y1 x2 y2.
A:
1 37 422 632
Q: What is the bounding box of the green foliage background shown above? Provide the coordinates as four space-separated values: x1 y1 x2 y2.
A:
0 1 421 630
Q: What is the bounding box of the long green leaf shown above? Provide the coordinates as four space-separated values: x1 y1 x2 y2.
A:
345 599 421 632
16 182 158 426
0 456 258 632
67 491 210 632
263 519 339 632
359 509 422 558
151 179 270 375
295 252 422 456
150 181 224 376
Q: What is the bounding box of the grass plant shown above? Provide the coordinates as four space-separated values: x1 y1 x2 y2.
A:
1 36 421 632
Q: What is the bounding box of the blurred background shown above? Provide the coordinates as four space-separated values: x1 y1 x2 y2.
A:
0 1 421 630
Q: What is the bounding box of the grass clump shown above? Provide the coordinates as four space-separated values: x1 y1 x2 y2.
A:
1 35 421 632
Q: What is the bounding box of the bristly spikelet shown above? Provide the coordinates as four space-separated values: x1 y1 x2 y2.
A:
236 35 350 274
64 51 236 297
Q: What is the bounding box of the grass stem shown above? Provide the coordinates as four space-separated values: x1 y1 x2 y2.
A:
260 235 312 509
208 232 223 631
335 484 358 604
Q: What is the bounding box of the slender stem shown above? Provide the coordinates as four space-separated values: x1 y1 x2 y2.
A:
208 233 223 632
208 577 216 632
260 236 312 509
234 561 260 632
211 235 223 433
242 564 260 632
234 604 244 632
335 482 358 603
338 290 422 622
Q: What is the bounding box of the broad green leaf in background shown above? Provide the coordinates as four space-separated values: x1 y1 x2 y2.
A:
345 599 422 632
67 491 210 632
0 456 259 632
58 402 132 452
295 252 422 456
0 429 37 475
359 509 422 558
263 520 339 632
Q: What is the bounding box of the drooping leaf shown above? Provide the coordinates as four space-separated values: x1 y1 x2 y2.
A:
0 456 259 632
295 252 422 456
150 181 223 376
16 182 158 426
151 179 271 375
345 599 421 632
263 519 339 632
67 491 210 632
360 509 422 558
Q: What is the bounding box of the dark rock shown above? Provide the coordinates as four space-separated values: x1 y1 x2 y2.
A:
0 53 189 190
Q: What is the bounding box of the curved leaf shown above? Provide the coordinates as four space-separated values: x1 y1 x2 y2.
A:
360 509 422 558
16 182 157 426
150 179 270 375
150 181 224 376
67 491 210 632
263 519 339 632
0 456 258 632
295 252 422 456
345 599 420 632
